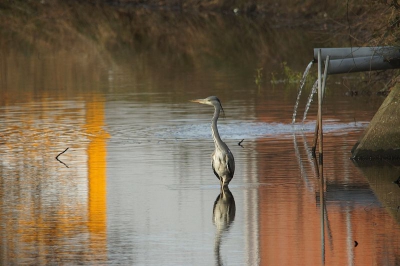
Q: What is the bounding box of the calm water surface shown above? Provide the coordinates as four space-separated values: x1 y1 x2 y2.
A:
1 9 400 266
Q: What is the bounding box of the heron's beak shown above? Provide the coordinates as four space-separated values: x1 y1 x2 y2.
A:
190 99 206 104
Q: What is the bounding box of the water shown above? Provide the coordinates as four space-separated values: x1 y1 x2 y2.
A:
302 79 318 124
1 5 400 266
291 61 313 124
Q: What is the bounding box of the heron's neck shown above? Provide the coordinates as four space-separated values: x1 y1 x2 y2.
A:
211 107 224 148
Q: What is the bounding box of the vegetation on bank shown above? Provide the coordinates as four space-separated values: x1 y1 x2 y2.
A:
1 0 400 91
95 0 400 46
1 0 399 49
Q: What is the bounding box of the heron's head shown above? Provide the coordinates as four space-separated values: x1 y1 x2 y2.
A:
190 96 225 114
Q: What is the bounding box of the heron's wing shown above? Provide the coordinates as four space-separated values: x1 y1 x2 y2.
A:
212 160 220 180
226 154 235 176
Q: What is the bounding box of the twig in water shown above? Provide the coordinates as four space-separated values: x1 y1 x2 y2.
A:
238 139 244 148
56 147 69 168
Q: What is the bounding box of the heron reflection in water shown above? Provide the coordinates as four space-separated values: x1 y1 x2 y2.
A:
213 186 236 266
191 96 235 187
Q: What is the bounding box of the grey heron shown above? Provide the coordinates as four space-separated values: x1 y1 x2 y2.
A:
191 96 235 187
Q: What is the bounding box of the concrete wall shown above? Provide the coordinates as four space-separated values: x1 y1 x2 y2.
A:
352 85 400 159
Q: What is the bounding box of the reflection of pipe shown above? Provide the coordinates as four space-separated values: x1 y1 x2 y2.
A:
313 47 400 74
346 206 355 266
317 49 326 264
292 132 314 192
318 160 325 263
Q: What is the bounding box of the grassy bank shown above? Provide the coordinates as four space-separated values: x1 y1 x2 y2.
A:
0 0 399 93
1 0 397 51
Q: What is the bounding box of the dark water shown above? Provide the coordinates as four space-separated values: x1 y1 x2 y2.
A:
1 7 400 266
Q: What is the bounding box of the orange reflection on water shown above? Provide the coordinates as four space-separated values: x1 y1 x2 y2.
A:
86 99 109 255
0 96 109 265
256 133 400 265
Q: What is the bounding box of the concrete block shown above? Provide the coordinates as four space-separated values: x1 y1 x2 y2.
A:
352 85 400 159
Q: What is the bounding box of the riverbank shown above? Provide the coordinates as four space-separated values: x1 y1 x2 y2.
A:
1 0 394 37
0 0 398 94
0 1 394 54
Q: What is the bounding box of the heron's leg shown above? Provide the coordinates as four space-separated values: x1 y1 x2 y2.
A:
220 186 226 196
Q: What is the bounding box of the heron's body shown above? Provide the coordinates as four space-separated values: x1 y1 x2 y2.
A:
191 96 235 187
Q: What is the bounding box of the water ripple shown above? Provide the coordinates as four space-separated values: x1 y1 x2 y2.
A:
156 120 369 140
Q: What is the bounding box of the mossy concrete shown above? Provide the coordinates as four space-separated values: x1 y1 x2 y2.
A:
352 85 400 159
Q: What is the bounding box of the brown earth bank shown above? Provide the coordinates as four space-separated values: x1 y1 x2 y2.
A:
1 1 398 49
95 0 400 38
1 0 399 89
1 0 398 34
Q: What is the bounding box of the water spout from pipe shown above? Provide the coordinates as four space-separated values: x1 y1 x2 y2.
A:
301 79 318 124
292 61 314 124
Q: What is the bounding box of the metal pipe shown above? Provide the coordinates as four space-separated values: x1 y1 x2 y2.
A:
317 49 325 265
313 46 400 61
322 56 330 97
327 56 400 74
312 55 329 156
317 51 323 160
313 47 400 75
